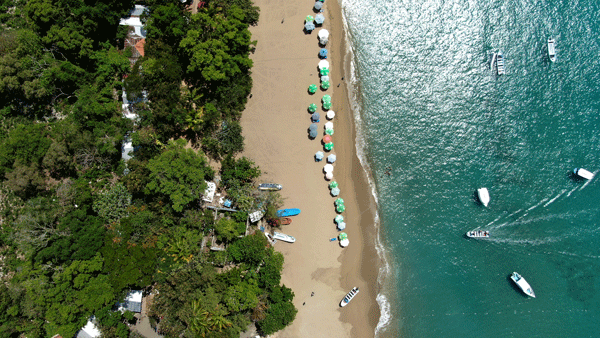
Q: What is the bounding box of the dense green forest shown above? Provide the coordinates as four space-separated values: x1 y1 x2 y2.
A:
0 0 296 337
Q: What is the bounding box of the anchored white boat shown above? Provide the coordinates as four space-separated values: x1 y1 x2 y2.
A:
496 51 505 75
574 168 594 180
272 231 296 243
340 287 359 307
466 230 489 238
510 272 536 298
490 52 497 70
477 187 490 207
548 38 556 62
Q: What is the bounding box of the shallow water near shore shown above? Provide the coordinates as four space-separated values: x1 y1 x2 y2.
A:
342 0 600 336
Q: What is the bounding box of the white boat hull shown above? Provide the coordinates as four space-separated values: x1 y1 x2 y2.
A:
548 38 556 62
574 168 594 180
466 230 489 238
340 287 359 307
272 231 296 243
511 272 536 298
477 188 490 206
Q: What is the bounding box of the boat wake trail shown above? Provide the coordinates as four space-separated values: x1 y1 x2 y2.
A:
543 189 567 207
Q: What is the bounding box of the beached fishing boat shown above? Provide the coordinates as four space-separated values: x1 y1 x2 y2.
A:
477 187 490 207
466 230 490 238
276 208 301 217
340 287 359 307
258 183 282 191
548 38 556 62
272 231 296 243
510 272 536 298
574 168 594 180
496 51 505 75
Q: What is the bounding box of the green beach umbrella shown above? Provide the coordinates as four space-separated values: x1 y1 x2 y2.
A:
329 181 339 189
335 215 344 224
322 95 331 102
308 103 317 113
323 101 332 110
339 232 348 240
325 128 334 135
320 68 330 76
335 198 344 206
336 204 346 213
306 15 314 22
321 81 330 89
308 84 318 94
324 142 334 151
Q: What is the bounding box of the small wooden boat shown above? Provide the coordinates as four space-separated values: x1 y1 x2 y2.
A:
466 230 490 238
496 51 505 75
340 287 359 307
276 208 301 217
258 183 282 191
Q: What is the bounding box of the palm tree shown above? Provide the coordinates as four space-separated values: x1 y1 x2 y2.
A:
251 294 268 322
188 300 211 337
208 304 232 332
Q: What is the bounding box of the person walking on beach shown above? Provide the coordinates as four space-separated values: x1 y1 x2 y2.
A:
311 292 315 297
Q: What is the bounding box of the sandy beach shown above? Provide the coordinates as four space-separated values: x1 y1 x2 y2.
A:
240 0 381 336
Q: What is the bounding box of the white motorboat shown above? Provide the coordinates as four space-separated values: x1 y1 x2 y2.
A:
466 230 490 238
477 187 490 207
574 168 594 180
340 287 359 307
510 272 536 298
548 38 556 62
490 52 497 70
272 231 296 243
496 51 505 75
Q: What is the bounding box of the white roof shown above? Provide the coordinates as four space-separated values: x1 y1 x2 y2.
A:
202 181 217 202
249 210 264 223
78 318 101 338
126 290 143 303
120 17 142 27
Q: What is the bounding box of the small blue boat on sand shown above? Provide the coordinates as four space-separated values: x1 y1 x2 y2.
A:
277 208 301 217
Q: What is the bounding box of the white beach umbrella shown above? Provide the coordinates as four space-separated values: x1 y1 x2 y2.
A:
331 187 340 196
340 239 349 247
315 151 324 161
320 75 330 83
325 121 334 130
325 172 334 180
318 29 329 45
323 164 334 173
327 154 337 163
326 110 335 120
337 221 346 230
335 215 344 223
318 60 330 70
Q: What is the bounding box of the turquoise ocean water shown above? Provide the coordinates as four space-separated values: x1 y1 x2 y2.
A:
341 0 600 336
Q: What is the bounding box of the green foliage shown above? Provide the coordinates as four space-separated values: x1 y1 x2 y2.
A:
145 139 214 212
181 5 253 83
222 280 260 313
214 217 244 243
96 305 130 338
164 226 202 266
227 233 268 267
0 123 51 175
259 249 284 289
4 161 46 198
257 285 297 336
93 182 132 223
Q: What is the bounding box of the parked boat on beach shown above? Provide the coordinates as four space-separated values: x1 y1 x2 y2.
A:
272 231 296 243
548 38 556 62
258 183 282 191
574 168 594 180
477 187 490 207
466 230 490 238
276 208 301 217
340 287 359 307
496 51 505 75
510 272 536 298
